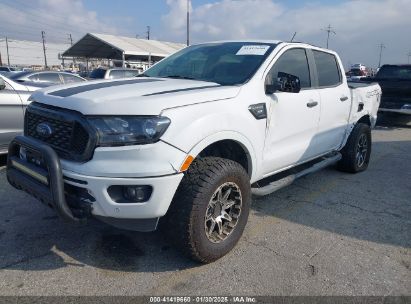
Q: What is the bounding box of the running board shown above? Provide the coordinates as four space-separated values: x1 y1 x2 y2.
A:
251 153 342 196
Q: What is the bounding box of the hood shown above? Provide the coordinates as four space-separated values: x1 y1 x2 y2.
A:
30 77 241 115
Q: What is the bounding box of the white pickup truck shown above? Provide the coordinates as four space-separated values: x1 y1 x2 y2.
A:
6 41 381 263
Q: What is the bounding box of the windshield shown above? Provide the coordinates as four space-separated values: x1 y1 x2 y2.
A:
9 71 32 80
376 65 411 80
143 42 277 85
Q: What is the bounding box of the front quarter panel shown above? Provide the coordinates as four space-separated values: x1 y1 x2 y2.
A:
160 95 266 182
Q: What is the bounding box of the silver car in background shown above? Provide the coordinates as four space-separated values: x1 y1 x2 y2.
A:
88 67 142 80
9 71 86 85
0 75 52 154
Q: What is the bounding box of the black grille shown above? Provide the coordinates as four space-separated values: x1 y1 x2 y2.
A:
25 103 96 161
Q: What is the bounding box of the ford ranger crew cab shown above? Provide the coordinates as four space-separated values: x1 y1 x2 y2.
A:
6 41 381 263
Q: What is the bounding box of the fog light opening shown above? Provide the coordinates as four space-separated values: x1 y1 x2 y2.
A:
122 185 152 203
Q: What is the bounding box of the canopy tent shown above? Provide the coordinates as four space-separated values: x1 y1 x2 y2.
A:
62 33 185 66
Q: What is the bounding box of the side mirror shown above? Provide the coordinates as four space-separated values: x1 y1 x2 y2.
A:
276 72 301 93
0 78 5 90
265 72 301 94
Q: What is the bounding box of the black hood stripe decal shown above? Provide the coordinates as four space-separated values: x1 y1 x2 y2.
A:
49 78 162 97
142 85 221 96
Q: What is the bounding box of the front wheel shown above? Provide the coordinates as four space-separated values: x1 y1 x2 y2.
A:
162 157 251 263
338 123 372 173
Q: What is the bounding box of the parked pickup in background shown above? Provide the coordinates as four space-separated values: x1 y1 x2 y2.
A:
362 64 411 114
6 41 381 263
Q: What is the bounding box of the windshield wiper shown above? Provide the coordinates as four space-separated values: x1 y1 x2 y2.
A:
162 75 196 80
136 73 150 77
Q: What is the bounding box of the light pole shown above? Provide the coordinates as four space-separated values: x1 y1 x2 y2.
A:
186 0 190 46
377 43 386 68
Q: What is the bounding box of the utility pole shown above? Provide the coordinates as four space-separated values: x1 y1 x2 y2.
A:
41 31 48 69
5 37 11 66
377 43 385 68
186 0 190 46
146 26 150 40
407 51 411 64
68 33 76 68
321 24 336 49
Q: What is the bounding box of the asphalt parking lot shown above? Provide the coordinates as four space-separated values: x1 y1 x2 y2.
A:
0 114 410 296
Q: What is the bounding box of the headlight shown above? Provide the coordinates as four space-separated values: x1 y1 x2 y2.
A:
87 116 171 146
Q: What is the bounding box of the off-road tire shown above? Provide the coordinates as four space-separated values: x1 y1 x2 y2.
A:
162 157 251 263
338 123 371 173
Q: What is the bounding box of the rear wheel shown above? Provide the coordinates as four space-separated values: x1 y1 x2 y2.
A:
338 123 371 173
162 157 251 263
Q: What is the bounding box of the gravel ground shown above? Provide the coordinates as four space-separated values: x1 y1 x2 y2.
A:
0 113 410 296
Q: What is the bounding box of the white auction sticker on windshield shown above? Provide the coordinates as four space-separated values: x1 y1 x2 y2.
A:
236 45 270 55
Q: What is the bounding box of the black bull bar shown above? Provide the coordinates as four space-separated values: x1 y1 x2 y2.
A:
6 136 86 224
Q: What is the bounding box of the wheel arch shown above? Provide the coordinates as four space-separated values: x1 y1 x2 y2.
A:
187 132 258 181
341 114 372 150
357 114 372 126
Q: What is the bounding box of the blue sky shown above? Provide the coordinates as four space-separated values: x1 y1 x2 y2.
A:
1 0 410 68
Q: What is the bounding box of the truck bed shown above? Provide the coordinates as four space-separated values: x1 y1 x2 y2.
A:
348 82 381 127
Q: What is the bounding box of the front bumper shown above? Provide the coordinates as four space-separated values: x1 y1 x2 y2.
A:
6 136 184 231
62 169 183 219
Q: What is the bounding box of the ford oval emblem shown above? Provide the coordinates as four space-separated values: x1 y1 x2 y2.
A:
36 123 53 138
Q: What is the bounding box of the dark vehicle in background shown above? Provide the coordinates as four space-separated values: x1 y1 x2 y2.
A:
0 66 17 73
88 67 142 80
364 64 411 114
9 71 86 85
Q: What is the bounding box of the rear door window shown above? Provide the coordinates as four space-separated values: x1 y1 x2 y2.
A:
109 70 126 79
61 73 84 83
36 73 62 84
312 50 341 87
376 66 411 80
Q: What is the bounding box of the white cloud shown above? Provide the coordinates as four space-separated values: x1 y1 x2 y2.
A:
161 0 411 68
0 0 119 44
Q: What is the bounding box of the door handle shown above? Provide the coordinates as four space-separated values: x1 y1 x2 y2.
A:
306 101 318 108
340 96 349 101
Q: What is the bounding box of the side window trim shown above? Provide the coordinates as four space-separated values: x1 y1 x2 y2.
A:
306 48 319 88
265 47 314 90
311 49 343 89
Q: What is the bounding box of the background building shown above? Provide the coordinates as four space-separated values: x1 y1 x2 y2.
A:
0 33 185 71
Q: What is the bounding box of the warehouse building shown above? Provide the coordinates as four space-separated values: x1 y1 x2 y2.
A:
0 33 185 71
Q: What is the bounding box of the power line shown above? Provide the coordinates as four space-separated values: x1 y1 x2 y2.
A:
377 43 386 68
321 24 336 49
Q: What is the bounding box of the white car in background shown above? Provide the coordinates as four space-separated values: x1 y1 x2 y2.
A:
0 74 52 154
